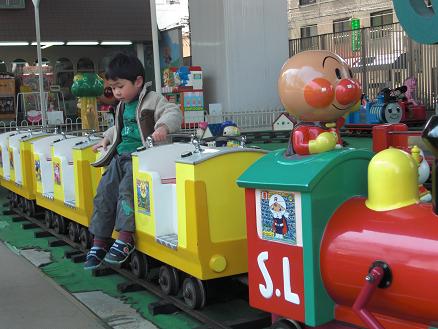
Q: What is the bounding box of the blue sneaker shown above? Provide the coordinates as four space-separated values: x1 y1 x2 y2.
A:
84 247 107 270
104 239 135 265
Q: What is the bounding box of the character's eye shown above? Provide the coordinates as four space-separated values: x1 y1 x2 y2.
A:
349 69 353 78
335 68 342 79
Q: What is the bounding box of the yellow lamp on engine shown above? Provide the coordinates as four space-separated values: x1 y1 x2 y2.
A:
366 148 419 211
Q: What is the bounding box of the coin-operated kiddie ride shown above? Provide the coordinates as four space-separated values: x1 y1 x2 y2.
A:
238 50 438 329
33 132 103 245
0 129 48 212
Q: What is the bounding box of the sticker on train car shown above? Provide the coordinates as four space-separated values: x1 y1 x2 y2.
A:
256 190 302 246
53 162 61 185
34 159 41 182
136 179 150 215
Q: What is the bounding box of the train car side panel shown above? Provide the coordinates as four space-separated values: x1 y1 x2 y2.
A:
244 188 306 322
72 144 101 225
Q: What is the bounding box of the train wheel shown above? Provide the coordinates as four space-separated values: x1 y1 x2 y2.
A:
18 196 25 210
53 214 67 234
182 277 206 309
158 265 180 295
271 319 302 329
68 222 80 242
25 199 36 216
9 192 17 209
79 227 92 249
44 210 53 228
130 251 148 279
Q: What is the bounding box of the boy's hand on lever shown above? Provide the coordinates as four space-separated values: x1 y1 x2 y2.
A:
92 137 110 152
151 125 169 142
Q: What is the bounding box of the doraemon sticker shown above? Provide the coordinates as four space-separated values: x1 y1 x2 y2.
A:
136 179 150 215
256 190 302 246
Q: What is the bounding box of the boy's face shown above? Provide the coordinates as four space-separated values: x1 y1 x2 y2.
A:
108 76 143 103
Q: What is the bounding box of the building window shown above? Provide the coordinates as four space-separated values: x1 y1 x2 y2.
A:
371 10 393 27
370 10 393 39
300 25 318 50
333 17 351 45
333 18 351 33
299 0 316 5
300 24 317 38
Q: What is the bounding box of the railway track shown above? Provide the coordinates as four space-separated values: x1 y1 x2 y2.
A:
3 205 271 329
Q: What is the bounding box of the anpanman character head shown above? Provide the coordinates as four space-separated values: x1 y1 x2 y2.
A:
278 50 361 122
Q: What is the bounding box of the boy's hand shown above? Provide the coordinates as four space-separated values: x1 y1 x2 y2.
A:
152 125 169 142
92 137 110 152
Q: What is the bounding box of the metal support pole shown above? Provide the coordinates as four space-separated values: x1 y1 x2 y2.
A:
32 0 46 128
150 0 162 94
360 28 368 94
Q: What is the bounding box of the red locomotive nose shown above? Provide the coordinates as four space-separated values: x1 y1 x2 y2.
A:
335 78 361 105
304 78 335 108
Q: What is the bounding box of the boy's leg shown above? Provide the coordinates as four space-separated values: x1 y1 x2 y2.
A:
85 156 124 270
89 156 124 238
115 155 135 234
104 154 136 264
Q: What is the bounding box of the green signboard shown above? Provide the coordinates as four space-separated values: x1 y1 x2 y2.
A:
351 18 361 52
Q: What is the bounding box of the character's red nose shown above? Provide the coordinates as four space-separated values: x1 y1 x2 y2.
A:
335 79 361 105
304 78 334 108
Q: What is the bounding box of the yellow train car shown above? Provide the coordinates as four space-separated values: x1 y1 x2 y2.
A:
132 143 266 308
0 130 49 213
32 135 102 247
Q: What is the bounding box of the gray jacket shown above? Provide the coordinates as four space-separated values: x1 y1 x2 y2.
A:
92 82 182 167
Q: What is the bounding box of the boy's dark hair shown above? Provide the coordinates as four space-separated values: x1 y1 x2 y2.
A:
105 53 145 83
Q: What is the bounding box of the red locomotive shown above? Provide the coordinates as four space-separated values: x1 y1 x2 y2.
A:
237 49 438 329
238 116 438 329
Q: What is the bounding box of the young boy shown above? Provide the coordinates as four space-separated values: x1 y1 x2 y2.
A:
84 53 182 270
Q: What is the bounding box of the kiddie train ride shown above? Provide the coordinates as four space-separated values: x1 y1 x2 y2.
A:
0 125 266 309
344 84 427 133
238 49 438 329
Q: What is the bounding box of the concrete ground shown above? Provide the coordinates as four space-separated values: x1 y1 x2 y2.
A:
0 241 109 329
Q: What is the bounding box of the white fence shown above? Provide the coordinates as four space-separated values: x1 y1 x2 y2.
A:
0 109 284 135
0 111 112 134
206 110 282 132
180 110 283 135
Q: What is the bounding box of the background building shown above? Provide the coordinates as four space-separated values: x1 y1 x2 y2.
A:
288 0 396 39
287 0 438 111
